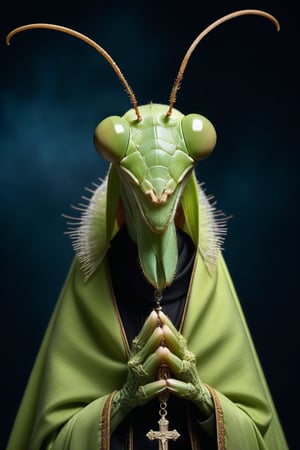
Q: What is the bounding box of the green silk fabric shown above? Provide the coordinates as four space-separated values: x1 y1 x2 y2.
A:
6 252 288 449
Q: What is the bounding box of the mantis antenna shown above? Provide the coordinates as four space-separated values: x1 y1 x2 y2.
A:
5 23 142 121
6 11 279 121
167 9 280 116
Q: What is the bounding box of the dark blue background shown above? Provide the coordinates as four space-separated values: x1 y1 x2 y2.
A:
0 1 298 448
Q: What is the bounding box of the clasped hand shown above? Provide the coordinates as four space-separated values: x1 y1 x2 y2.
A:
111 310 213 428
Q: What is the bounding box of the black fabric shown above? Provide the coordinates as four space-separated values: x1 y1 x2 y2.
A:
107 226 196 449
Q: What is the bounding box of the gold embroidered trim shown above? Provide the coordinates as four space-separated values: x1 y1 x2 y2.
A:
100 392 116 450
206 385 226 450
105 259 130 356
179 250 197 333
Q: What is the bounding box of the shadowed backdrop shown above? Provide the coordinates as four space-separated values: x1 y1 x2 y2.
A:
0 0 298 448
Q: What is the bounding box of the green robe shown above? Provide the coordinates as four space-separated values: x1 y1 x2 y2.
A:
6 249 288 449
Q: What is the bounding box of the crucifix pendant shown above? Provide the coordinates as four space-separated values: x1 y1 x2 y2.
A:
146 290 181 448
146 402 180 450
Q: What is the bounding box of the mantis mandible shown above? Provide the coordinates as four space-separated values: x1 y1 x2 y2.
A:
6 9 279 291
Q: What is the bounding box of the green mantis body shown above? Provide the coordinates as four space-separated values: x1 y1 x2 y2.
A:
5 11 290 450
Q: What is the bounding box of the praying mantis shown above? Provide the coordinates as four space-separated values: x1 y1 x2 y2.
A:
5 9 288 450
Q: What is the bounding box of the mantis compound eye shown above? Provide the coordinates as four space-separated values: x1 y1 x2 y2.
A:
94 116 130 163
181 114 217 161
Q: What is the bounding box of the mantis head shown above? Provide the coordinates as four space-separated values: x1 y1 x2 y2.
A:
6 10 279 289
94 103 216 288
94 105 216 232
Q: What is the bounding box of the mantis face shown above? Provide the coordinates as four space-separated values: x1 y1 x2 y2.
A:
94 103 216 288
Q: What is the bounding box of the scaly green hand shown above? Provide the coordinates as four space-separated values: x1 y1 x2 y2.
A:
110 311 214 432
110 311 168 430
159 311 214 419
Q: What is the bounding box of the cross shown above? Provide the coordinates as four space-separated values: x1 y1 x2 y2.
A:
146 415 180 450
